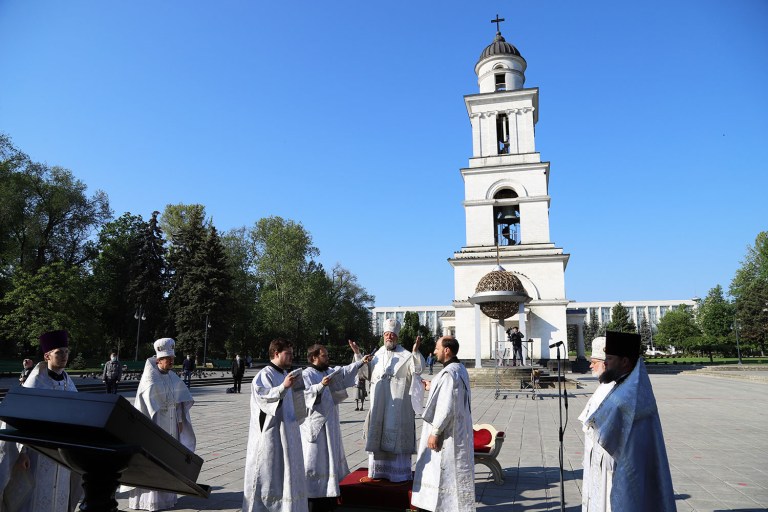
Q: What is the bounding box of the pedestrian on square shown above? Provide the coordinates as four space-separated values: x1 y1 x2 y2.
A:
354 370 367 411
577 336 616 512
426 353 435 375
411 336 474 512
232 353 246 393
584 331 676 512
126 338 196 511
242 338 308 512
102 350 123 394
300 341 371 512
18 358 34 385
182 354 195 388
361 318 425 482
507 327 524 366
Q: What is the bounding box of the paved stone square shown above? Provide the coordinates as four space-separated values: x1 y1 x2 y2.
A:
112 372 768 512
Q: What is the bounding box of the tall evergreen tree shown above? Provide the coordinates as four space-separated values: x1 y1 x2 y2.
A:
128 210 168 350
639 312 653 352
582 309 601 352
167 206 210 357
604 303 637 333
91 213 145 358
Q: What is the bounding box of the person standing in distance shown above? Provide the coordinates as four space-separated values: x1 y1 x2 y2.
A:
232 353 246 393
102 350 122 394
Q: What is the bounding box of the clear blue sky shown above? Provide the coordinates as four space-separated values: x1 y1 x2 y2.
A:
1 1 766 306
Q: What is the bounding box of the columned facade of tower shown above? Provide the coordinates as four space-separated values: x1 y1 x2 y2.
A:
449 30 569 363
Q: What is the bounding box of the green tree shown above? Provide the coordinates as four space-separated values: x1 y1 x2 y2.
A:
91 213 146 358
250 216 318 346
11 163 111 272
0 262 93 357
655 305 701 352
166 205 211 356
197 225 234 359
729 232 768 299
697 285 734 341
326 265 375 348
734 282 768 357
582 309 601 353
128 210 168 344
398 311 434 358
638 312 653 352
604 303 637 333
159 203 207 244
221 227 262 358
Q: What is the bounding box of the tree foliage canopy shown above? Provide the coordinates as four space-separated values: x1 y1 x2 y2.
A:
604 302 637 334
655 305 701 351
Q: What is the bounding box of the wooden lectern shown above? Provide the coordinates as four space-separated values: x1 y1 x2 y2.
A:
0 387 210 512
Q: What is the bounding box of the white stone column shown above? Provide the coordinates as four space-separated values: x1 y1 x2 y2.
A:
508 109 519 154
470 114 481 157
474 304 482 369
576 321 585 360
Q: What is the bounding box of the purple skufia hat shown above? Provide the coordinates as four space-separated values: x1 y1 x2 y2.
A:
39 330 69 353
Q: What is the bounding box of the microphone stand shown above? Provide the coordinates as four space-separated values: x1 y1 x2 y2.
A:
556 343 566 512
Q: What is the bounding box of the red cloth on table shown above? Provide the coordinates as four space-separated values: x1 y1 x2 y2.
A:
338 468 415 510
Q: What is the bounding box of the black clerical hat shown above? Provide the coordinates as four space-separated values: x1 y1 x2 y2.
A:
39 330 69 354
604 331 641 359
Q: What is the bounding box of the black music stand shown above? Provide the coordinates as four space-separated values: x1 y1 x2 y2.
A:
0 387 210 512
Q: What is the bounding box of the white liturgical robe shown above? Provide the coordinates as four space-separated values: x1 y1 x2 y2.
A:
127 357 196 511
578 382 615 512
8 363 82 512
411 360 475 512
300 356 363 498
363 345 424 482
243 364 308 512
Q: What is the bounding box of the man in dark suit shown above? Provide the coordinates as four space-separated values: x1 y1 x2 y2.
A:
232 353 246 393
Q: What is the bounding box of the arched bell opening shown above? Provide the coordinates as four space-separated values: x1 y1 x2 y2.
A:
493 188 520 246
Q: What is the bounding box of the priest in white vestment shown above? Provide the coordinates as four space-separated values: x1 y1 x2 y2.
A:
301 341 371 512
411 336 475 512
243 338 308 512
0 330 82 512
127 337 196 511
363 318 425 482
586 331 676 512
577 337 615 512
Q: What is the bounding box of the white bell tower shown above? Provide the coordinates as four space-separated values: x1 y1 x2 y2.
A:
449 18 570 363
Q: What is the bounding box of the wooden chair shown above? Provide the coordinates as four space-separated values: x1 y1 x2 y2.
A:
473 423 505 485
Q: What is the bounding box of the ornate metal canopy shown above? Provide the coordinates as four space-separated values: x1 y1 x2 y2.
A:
469 265 530 320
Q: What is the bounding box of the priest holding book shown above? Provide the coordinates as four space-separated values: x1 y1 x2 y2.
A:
300 340 371 512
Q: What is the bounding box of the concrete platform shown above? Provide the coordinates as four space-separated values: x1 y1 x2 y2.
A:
31 371 767 511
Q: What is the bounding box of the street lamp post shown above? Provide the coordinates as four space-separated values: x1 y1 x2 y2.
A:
203 313 211 367
320 327 329 345
134 307 146 361
733 320 743 366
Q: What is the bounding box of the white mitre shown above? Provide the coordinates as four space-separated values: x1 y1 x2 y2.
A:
154 337 176 358
382 318 401 336
590 336 606 360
